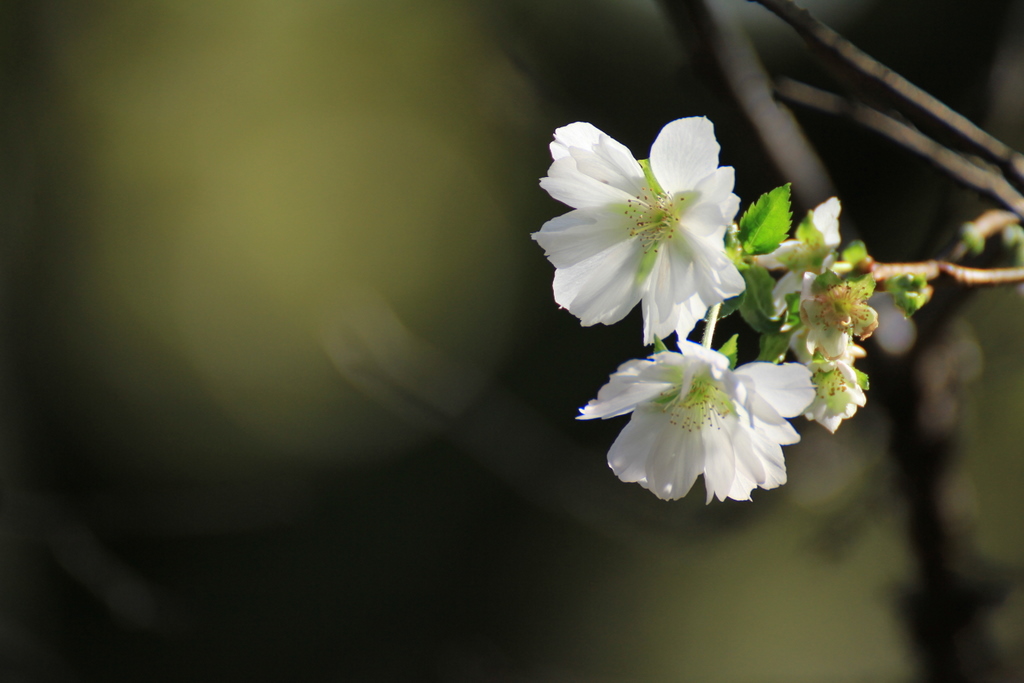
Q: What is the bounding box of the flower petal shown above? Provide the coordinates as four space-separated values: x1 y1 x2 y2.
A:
607 408 667 483
666 294 708 340
549 122 604 159
668 230 745 305
532 208 631 269
700 414 738 503
644 413 706 500
544 122 646 203
692 166 740 224
812 197 842 248
579 360 672 420
552 239 645 326
541 161 635 209
649 117 721 194
734 362 814 418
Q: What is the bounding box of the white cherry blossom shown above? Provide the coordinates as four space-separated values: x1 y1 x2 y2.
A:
533 118 745 343
579 341 814 502
804 352 867 433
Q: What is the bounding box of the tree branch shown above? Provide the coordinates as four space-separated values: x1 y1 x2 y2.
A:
747 0 1024 192
660 0 839 214
775 79 1024 218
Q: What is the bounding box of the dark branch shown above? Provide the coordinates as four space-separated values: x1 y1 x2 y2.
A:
660 0 839 214
747 0 1024 192
775 79 1024 218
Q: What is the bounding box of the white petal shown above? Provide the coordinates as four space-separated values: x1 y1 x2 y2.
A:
649 117 721 194
666 294 708 341
734 362 815 418
606 408 666 483
807 410 843 433
546 122 646 200
541 161 635 209
579 360 672 420
567 135 646 195
835 361 868 407
692 166 739 223
552 240 644 326
550 122 605 159
532 208 630 269
641 246 698 341
727 424 787 500
757 241 801 270
751 411 801 446
700 414 738 503
770 270 801 315
669 231 745 305
812 197 842 247
678 199 729 241
644 415 705 500
675 339 732 371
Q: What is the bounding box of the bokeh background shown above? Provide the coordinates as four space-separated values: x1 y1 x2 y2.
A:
1 0 1023 680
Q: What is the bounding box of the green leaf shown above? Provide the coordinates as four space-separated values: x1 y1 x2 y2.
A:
717 334 739 370
885 273 932 317
758 331 791 363
652 336 669 353
854 368 870 391
841 240 869 267
738 184 793 256
738 264 782 334
718 292 744 320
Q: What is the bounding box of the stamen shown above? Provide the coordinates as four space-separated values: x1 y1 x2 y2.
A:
665 375 734 432
625 189 684 253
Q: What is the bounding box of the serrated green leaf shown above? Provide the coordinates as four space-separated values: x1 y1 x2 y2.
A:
738 184 793 256
738 264 782 334
841 240 869 267
718 292 744 320
717 334 740 370
758 331 791 363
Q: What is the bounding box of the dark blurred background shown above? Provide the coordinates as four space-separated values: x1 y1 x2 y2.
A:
0 0 1023 680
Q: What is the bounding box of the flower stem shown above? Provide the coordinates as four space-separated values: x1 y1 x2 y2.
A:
702 303 722 349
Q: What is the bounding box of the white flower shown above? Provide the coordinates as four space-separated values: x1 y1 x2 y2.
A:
804 351 867 433
579 341 815 502
800 270 878 360
533 118 745 343
758 197 842 314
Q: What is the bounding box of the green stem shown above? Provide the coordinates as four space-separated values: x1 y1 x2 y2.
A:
702 303 722 349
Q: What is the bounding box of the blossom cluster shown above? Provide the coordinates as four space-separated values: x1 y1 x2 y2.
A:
533 118 885 502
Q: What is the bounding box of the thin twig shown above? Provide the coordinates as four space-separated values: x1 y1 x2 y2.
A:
775 79 1024 218
747 0 1024 192
660 0 840 214
945 209 1020 262
869 260 1024 286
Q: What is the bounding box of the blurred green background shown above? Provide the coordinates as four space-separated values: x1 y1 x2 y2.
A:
0 0 1022 680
